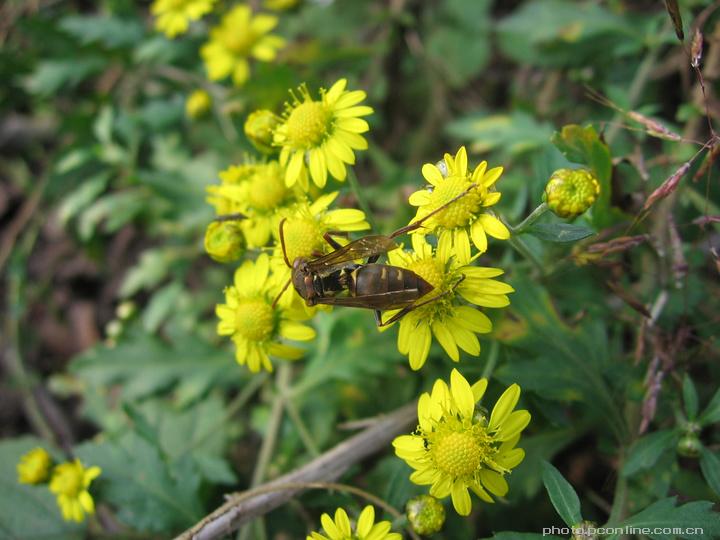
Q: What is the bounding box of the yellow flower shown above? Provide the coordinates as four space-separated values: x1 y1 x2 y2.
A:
274 79 373 189
204 221 245 263
386 236 513 370
207 161 296 248
151 0 216 38
216 253 315 372
185 89 212 118
201 5 284 87
307 506 401 540
409 146 509 264
393 369 530 516
17 447 52 485
49 459 101 523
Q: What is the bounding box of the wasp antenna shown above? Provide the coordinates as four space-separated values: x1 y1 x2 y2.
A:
213 212 247 223
272 277 292 309
279 218 292 268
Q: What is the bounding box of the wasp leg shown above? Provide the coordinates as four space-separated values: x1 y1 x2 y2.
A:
374 310 383 326
389 183 478 239
375 275 466 327
213 212 247 223
322 232 344 250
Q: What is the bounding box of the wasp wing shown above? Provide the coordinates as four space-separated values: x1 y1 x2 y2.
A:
313 289 420 310
307 235 398 274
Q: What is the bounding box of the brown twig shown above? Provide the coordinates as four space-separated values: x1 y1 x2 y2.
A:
175 401 417 540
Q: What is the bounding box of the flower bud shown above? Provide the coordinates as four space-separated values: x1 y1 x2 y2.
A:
204 221 245 263
244 109 279 154
406 494 445 536
544 168 600 219
17 447 52 485
185 89 212 119
676 434 702 458
572 520 599 540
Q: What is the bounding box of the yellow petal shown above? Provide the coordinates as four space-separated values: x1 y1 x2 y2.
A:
482 166 504 187
334 508 351 536
325 78 348 104
334 89 366 109
480 470 508 496
286 150 304 186
321 513 341 538
478 214 510 239
422 163 443 186
336 117 369 133
497 410 531 441
356 506 374 537
451 480 472 516
471 378 488 402
453 306 492 333
280 321 316 341
267 342 305 360
448 324 480 355
308 148 327 188
454 228 471 265
496 448 525 469
470 219 488 252
454 146 468 176
450 368 475 418
408 323 431 370
408 190 431 206
432 321 459 362
489 384 520 432
78 491 95 514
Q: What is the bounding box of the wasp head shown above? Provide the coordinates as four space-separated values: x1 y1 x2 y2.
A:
291 258 317 306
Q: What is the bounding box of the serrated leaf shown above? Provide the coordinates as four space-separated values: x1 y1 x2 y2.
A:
698 388 720 426
78 190 147 241
0 438 83 539
59 15 144 48
57 173 110 226
683 375 699 420
611 497 720 539
542 461 582 527
142 281 183 332
74 433 203 533
119 248 172 297
622 429 678 477
25 58 104 97
527 223 595 242
699 447 720 497
69 330 240 403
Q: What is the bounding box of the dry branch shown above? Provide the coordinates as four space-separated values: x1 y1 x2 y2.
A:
175 401 417 540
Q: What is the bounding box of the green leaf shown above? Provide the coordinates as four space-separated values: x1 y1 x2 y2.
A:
699 447 720 497
526 223 596 242
622 429 679 477
57 173 110 226
25 58 104 96
59 15 144 48
75 433 203 532
698 388 720 426
119 248 172 297
447 111 554 157
0 438 83 539
69 330 240 404
426 22 490 89
683 375 699 420
542 461 582 527
142 281 183 332
611 497 720 539
78 190 147 241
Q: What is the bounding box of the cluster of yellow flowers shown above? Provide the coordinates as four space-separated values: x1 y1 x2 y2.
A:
17 448 101 523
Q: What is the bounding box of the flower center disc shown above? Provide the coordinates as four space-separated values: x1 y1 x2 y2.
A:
57 467 83 496
429 177 483 229
433 431 482 477
224 31 255 54
283 217 323 262
235 299 274 341
248 167 287 210
408 259 444 291
286 101 330 148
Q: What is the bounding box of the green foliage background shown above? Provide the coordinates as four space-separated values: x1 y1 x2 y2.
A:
1 0 719 538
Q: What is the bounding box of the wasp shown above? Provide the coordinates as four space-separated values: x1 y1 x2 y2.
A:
274 184 476 326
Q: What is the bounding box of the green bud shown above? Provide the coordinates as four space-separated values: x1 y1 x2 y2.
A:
406 495 445 536
676 434 702 458
572 521 598 540
244 110 279 154
204 221 245 263
116 301 136 320
544 168 600 219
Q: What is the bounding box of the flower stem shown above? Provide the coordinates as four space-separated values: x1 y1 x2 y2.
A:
237 365 290 540
481 340 500 380
346 167 378 232
512 202 549 234
508 234 544 272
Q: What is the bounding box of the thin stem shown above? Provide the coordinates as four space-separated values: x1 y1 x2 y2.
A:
346 167 378 232
237 365 290 540
481 340 500 380
606 453 628 528
508 234 544 273
512 202 549 234
282 393 320 457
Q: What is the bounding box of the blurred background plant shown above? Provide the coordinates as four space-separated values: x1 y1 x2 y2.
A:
0 0 718 538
